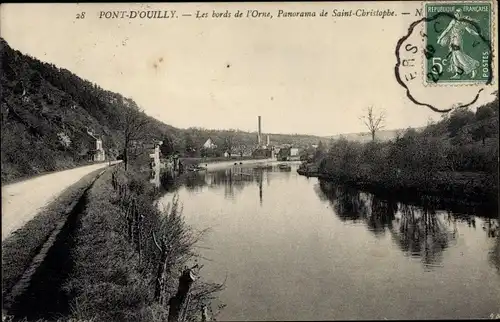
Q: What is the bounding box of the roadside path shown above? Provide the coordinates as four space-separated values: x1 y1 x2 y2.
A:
1 162 120 240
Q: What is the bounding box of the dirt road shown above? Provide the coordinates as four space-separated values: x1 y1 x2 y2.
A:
1 162 119 241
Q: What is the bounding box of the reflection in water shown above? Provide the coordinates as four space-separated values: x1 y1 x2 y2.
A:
170 165 279 205
318 181 369 222
390 204 455 269
259 172 263 206
165 167 499 273
160 165 500 320
316 180 459 269
318 181 398 237
484 218 500 274
367 196 397 237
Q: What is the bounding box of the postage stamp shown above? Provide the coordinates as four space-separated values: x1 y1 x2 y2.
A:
424 2 493 84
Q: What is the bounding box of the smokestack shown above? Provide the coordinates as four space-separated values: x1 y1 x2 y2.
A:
267 135 270 146
258 116 262 145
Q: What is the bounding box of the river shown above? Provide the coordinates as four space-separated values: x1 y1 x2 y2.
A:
158 162 500 321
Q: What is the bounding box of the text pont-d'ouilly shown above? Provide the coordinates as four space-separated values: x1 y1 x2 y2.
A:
99 10 178 19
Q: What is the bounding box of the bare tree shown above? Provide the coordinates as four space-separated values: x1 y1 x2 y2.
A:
121 101 149 170
360 106 386 141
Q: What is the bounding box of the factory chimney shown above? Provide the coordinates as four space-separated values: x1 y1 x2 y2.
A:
267 135 270 146
258 116 262 145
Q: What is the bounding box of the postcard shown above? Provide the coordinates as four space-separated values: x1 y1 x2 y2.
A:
1 2 499 321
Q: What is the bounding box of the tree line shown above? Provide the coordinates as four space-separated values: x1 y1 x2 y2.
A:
306 95 499 203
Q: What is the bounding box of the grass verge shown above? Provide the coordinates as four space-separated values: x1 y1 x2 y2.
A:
1 168 106 302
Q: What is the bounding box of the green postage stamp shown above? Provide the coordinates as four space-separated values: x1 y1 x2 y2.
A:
425 2 493 84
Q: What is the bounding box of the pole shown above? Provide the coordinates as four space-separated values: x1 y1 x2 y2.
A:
168 269 196 322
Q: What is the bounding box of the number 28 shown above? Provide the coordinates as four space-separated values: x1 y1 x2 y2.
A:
76 12 86 19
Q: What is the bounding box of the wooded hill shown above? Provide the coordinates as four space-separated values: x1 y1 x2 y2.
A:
0 38 325 183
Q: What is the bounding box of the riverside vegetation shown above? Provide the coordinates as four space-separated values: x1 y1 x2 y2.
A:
63 163 225 322
299 95 499 206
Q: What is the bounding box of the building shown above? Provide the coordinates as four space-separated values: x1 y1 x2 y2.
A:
203 137 217 149
149 142 163 188
277 147 290 161
86 128 106 162
252 148 272 158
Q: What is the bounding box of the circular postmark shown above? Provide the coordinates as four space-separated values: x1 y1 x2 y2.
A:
395 2 494 113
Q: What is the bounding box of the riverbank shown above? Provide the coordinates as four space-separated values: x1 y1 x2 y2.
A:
62 165 223 322
181 156 269 168
202 158 285 171
297 163 498 207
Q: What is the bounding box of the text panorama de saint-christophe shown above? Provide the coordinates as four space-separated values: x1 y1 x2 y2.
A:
98 8 396 19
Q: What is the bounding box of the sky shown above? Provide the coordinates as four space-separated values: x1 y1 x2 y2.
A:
1 2 498 137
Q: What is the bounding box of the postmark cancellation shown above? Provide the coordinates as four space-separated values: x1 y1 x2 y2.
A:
395 1 495 112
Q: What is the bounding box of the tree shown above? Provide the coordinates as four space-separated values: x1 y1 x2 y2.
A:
314 140 326 161
472 105 495 145
360 106 386 141
222 136 233 156
29 71 43 94
447 107 475 138
236 144 247 157
120 104 149 170
160 136 175 157
184 133 196 157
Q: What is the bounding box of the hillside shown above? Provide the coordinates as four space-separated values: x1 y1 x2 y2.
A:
1 38 172 183
0 38 326 184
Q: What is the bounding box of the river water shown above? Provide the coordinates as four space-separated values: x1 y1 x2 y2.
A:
158 162 500 321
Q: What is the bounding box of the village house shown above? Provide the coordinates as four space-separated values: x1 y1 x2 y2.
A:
202 137 217 149
86 128 106 162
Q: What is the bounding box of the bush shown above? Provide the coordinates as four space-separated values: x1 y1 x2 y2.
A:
66 167 224 322
312 99 499 202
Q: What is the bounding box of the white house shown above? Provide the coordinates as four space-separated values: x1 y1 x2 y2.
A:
94 139 106 161
203 138 217 149
86 128 106 162
290 148 299 157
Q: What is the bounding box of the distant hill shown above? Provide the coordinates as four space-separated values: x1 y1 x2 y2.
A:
329 128 424 143
0 39 325 183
